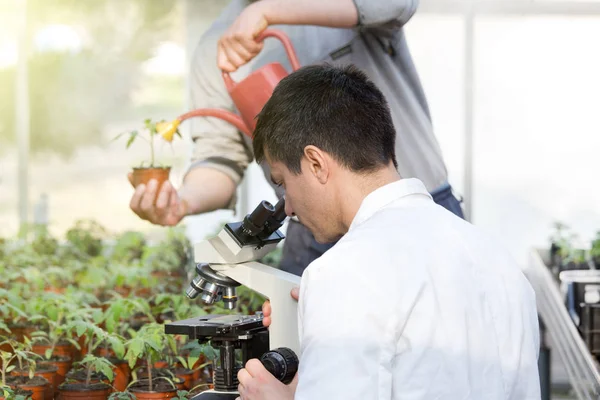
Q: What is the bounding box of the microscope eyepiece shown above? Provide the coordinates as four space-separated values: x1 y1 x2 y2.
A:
242 200 275 236
260 347 298 385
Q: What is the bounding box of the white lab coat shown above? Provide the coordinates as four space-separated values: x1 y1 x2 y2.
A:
295 178 540 399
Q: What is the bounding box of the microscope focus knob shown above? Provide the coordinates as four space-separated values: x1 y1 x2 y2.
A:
260 347 298 385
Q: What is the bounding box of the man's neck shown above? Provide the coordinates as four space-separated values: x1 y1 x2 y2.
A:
337 164 401 233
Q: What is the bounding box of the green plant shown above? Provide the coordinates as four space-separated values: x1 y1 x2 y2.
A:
178 341 216 372
72 354 117 386
65 219 107 257
170 390 190 400
114 118 181 168
111 231 146 263
29 292 86 359
152 294 207 323
1 386 32 400
124 323 177 392
67 319 125 386
108 392 136 400
0 338 42 386
103 297 156 336
591 231 600 260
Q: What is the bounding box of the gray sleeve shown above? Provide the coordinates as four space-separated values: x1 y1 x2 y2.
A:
185 27 254 210
352 0 419 27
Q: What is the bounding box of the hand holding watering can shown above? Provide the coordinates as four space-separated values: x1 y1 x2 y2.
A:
158 29 300 140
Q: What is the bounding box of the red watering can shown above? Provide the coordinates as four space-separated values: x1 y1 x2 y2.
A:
160 29 301 140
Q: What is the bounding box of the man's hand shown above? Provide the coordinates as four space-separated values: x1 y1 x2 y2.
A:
262 287 300 328
218 0 359 72
128 174 187 226
237 359 298 400
218 1 269 72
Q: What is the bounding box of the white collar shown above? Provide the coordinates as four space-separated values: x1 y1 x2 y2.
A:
348 178 432 231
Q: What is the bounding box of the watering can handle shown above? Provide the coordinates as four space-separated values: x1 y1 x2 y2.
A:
222 29 301 92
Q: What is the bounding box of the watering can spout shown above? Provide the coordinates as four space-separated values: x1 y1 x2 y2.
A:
177 109 252 138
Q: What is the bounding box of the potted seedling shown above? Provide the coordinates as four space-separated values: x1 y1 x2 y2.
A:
123 323 178 399
0 338 48 400
114 118 181 194
58 319 125 399
29 292 83 361
177 341 216 390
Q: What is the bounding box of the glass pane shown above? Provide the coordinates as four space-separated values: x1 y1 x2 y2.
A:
473 16 600 263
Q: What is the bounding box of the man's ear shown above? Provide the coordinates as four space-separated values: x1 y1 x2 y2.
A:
303 145 329 184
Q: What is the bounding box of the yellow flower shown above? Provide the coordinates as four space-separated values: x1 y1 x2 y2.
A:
157 119 181 142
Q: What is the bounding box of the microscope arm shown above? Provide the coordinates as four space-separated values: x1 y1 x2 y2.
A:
212 262 301 355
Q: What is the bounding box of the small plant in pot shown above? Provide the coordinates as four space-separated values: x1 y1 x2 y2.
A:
58 319 125 400
0 338 48 400
115 118 181 195
123 323 178 399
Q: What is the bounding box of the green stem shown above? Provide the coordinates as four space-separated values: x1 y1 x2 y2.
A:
86 337 94 386
147 355 153 392
150 131 155 167
1 358 7 386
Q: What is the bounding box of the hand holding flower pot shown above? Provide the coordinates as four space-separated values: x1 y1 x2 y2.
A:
115 118 182 201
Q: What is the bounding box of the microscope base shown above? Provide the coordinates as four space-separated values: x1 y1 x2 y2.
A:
190 390 239 400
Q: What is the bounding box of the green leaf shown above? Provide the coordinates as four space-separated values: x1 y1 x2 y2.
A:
6 365 16 373
127 337 144 359
97 360 114 382
108 336 125 360
111 131 128 142
176 356 187 369
45 348 53 360
126 131 138 149
92 309 104 324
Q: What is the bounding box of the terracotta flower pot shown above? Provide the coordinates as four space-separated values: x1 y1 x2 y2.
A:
128 379 177 400
8 375 49 400
8 324 37 341
32 342 75 360
40 356 72 396
174 368 194 390
110 359 131 393
11 365 58 400
58 382 111 400
131 167 171 196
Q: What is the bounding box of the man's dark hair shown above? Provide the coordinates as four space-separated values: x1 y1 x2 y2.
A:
252 64 398 174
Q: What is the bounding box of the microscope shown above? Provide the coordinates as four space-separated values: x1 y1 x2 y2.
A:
165 198 301 400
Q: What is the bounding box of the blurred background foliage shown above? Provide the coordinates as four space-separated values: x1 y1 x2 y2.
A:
0 0 181 157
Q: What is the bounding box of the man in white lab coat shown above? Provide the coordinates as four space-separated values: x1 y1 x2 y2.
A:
236 64 541 399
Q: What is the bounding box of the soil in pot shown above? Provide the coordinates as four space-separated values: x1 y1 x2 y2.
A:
11 364 58 400
173 367 194 390
65 369 109 385
40 355 72 392
7 375 49 400
136 368 185 390
128 379 177 400
57 382 112 400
